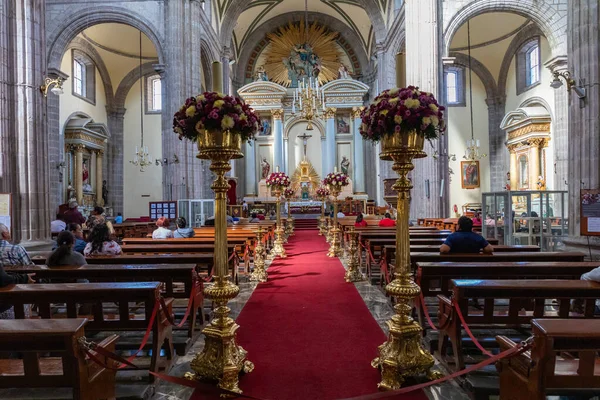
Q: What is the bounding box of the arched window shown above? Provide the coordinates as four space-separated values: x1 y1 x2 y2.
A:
516 37 541 94
444 66 465 106
71 50 95 103
145 75 162 113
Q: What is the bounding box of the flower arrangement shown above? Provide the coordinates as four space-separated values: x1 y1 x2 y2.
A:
283 188 296 199
173 92 260 142
323 172 350 188
316 186 330 198
266 172 291 188
359 86 446 142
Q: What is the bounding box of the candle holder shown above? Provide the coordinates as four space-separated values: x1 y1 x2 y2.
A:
283 189 296 238
249 226 268 282
326 188 343 257
316 186 330 236
325 217 333 243
186 129 253 393
345 227 365 282
271 188 287 258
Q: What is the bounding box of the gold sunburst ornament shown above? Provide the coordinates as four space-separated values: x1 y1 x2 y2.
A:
263 20 341 87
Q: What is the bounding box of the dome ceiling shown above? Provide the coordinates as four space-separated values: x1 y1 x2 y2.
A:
80 23 157 59
450 13 528 50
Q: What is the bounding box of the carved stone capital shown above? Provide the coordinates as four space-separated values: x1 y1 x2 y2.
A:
270 108 284 120
507 143 519 153
325 107 337 119
73 144 86 153
94 149 105 157
544 55 568 74
153 64 167 78
351 106 365 119
529 137 548 148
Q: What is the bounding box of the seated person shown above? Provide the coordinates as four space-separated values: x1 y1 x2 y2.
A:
485 214 496 227
269 210 277 221
354 213 368 228
472 212 482 226
86 206 105 230
50 213 66 233
152 217 174 239
173 217 195 238
84 223 122 256
53 223 86 254
440 216 493 254
0 223 33 266
226 212 234 224
114 212 123 224
337 211 346 219
378 213 396 227
47 231 87 267
576 267 600 313
257 213 265 220
64 200 86 225
249 213 261 223
204 217 215 226
0 259 34 319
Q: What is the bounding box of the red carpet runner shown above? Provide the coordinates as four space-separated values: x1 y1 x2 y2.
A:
192 230 427 400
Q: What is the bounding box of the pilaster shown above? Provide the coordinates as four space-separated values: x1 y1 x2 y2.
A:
244 141 257 196
271 109 284 171
325 107 337 174
545 56 569 191
352 107 366 193
106 106 126 214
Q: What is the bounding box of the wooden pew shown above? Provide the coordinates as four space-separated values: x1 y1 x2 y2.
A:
0 319 118 400
496 318 600 400
5 264 205 342
438 279 600 371
0 282 173 379
416 261 599 329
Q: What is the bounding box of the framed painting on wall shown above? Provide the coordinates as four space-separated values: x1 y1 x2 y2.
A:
461 161 480 189
336 114 351 134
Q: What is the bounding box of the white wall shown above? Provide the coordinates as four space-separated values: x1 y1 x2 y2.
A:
287 122 323 177
123 77 163 218
446 72 490 212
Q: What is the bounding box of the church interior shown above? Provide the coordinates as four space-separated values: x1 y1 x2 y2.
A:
1 0 600 399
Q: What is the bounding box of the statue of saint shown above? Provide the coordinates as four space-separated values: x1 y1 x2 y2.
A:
82 161 92 193
102 180 108 204
261 157 270 180
255 66 269 82
340 156 350 175
337 64 350 79
537 175 546 190
67 183 75 201
505 172 511 190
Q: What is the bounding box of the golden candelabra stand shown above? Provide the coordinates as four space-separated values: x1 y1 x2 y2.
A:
284 198 294 236
249 226 268 283
318 197 326 235
345 227 365 282
186 129 253 393
371 130 441 389
326 188 343 258
270 187 287 258
291 78 324 131
325 217 333 243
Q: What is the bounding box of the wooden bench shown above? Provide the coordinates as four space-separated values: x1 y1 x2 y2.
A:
496 318 600 400
438 279 600 371
5 264 205 341
0 319 118 400
0 282 173 380
416 261 600 329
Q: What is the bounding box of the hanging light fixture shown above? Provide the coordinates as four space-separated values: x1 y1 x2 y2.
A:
463 19 487 163
290 0 325 130
130 30 153 172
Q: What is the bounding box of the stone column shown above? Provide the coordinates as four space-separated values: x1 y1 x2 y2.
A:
283 138 289 174
325 107 337 174
508 145 518 190
106 106 126 213
352 107 366 193
545 56 569 190
486 96 507 190
222 47 232 95
0 0 51 245
272 109 284 171
74 145 85 204
568 0 600 237
405 0 445 218
95 150 104 206
244 141 256 196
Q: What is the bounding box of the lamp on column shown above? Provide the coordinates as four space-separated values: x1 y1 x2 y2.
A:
40 77 64 97
463 19 486 164
550 70 586 99
155 154 180 166
129 30 154 172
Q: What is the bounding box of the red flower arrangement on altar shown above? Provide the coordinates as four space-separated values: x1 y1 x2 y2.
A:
316 186 330 198
172 92 260 142
266 172 291 188
323 172 350 188
359 86 446 142
283 188 295 199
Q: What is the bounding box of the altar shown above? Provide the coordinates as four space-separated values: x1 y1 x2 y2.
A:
289 201 324 214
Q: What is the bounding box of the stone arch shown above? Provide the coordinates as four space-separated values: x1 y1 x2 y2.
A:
114 62 159 110
221 0 387 49
200 41 215 92
443 0 565 57
65 37 114 106
234 12 369 88
449 52 499 101
519 96 555 122
497 24 545 99
47 7 164 71
284 116 325 139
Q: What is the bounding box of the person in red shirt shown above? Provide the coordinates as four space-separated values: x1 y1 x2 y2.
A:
378 213 396 227
63 201 86 225
354 213 368 228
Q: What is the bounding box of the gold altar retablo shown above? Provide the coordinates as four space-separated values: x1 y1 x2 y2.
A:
372 129 441 389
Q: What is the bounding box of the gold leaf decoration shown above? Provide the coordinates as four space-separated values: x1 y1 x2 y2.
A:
263 20 341 87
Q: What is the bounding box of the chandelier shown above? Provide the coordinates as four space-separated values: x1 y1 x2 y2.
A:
463 19 486 164
292 77 325 130
129 30 154 172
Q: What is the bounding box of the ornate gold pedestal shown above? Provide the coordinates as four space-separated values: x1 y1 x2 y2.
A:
371 130 441 389
345 227 365 282
249 227 267 282
186 129 253 393
317 196 327 235
271 189 287 258
325 217 332 243
327 190 343 258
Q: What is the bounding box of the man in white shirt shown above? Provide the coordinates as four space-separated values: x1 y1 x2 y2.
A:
337 211 346 219
50 214 66 233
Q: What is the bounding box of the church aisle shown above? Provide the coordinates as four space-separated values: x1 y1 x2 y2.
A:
197 230 427 400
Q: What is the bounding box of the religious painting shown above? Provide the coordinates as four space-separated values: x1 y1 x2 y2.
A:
228 205 242 218
336 114 350 134
461 161 480 189
260 119 271 136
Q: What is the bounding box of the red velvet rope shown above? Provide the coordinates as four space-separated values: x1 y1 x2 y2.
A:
452 300 493 357
159 282 199 328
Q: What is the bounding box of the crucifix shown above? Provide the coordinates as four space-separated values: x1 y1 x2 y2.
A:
298 132 312 158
